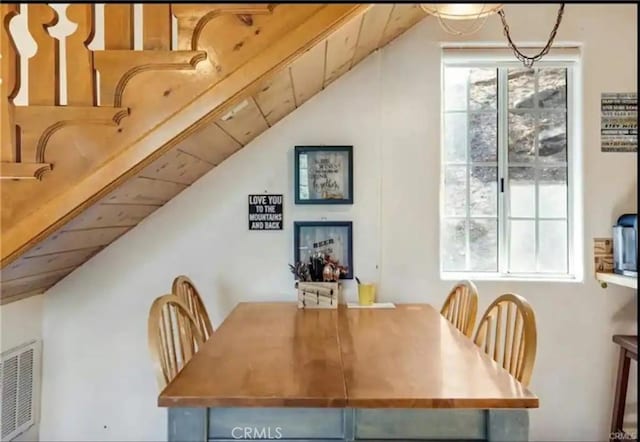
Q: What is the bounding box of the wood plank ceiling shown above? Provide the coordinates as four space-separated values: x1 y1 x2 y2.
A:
0 4 427 304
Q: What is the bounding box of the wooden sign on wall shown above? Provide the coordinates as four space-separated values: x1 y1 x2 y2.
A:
248 194 283 230
601 92 637 152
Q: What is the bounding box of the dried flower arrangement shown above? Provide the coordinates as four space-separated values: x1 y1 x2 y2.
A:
289 252 348 282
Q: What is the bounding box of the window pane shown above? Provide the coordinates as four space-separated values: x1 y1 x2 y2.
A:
444 166 467 216
444 113 467 162
509 167 535 218
538 111 567 163
539 220 568 273
538 68 566 109
470 112 497 162
539 167 567 218
508 68 535 109
443 219 466 271
508 111 535 163
442 64 572 278
470 166 497 216
444 68 468 111
469 69 497 111
509 220 536 272
470 219 498 271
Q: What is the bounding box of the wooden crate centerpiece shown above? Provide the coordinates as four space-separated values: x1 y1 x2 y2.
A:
296 281 341 309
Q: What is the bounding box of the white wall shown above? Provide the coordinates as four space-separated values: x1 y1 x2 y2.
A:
38 4 637 441
1 295 44 352
1 295 44 441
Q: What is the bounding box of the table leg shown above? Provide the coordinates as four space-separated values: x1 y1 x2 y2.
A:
486 409 529 442
610 348 631 442
168 408 207 442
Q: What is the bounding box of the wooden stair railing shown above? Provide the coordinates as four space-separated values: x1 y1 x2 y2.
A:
1 3 217 180
0 4 370 268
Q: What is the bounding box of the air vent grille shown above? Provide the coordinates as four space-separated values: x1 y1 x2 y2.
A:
1 341 39 441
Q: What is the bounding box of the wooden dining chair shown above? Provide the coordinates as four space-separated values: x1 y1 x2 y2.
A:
440 280 479 337
171 275 214 341
473 293 537 386
147 294 205 389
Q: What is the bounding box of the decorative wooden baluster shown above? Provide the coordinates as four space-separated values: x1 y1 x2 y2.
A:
28 4 59 105
1 3 20 163
104 4 133 49
66 4 95 106
170 4 197 51
143 4 171 50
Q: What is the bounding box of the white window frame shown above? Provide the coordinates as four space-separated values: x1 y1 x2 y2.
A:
440 49 583 282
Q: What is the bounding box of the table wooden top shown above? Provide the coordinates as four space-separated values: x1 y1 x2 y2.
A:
339 304 537 408
158 302 539 409
158 303 346 407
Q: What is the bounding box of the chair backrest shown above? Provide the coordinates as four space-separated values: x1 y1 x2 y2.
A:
473 293 537 386
171 275 214 341
147 294 205 389
440 280 479 337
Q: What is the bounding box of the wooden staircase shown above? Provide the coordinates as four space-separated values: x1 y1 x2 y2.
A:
0 3 426 304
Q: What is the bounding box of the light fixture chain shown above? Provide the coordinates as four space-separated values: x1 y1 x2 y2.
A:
498 4 565 68
437 13 490 36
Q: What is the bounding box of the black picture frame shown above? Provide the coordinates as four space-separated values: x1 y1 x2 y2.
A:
294 146 354 204
293 221 353 279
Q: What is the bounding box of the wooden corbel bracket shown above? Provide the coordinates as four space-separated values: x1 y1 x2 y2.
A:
2 105 129 180
171 4 274 50
93 50 207 107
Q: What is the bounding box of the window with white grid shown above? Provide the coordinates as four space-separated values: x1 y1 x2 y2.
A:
440 54 581 280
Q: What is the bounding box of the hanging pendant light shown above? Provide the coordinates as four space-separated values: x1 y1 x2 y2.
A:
420 3 566 68
420 3 503 20
420 3 503 36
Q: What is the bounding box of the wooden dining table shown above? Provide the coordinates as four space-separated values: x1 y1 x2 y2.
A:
159 302 538 441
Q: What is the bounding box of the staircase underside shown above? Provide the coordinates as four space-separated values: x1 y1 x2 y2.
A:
0 4 427 304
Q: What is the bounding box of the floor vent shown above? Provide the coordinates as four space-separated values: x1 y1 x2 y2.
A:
1 341 40 441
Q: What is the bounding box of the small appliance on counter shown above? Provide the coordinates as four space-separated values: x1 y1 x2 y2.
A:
613 213 638 277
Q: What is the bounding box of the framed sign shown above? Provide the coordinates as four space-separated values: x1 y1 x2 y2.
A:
248 194 283 230
601 92 637 152
294 146 353 204
294 221 353 279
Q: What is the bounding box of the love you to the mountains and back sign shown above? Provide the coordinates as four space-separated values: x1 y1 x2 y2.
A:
248 194 283 230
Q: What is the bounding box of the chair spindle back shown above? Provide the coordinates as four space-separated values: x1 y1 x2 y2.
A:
147 294 204 389
440 280 479 337
172 275 214 341
473 293 537 386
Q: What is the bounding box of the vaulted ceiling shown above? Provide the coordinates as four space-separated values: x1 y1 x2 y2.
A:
0 3 428 304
